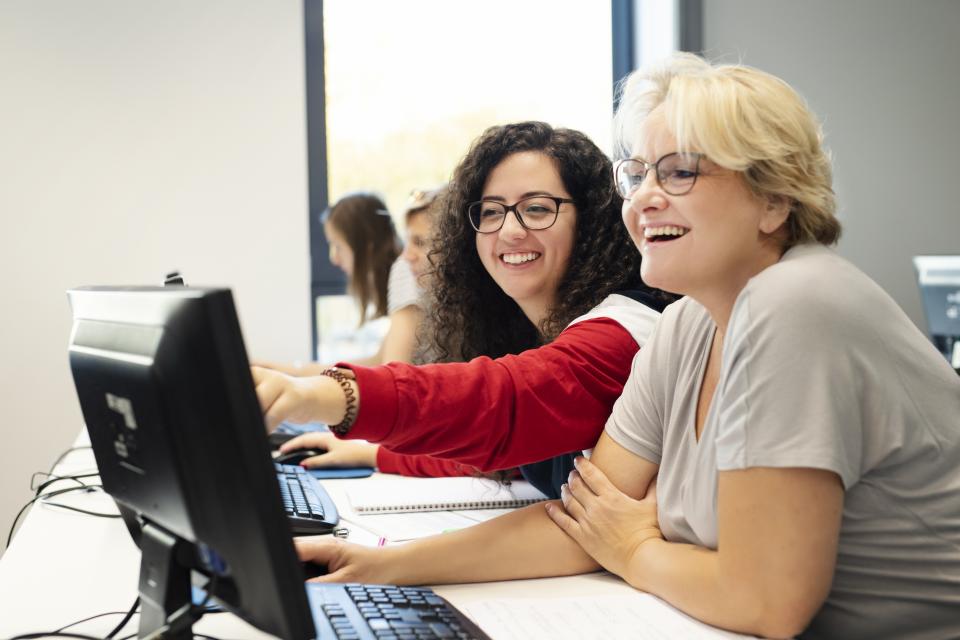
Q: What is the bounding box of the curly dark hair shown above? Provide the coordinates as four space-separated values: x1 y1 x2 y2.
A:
427 121 657 362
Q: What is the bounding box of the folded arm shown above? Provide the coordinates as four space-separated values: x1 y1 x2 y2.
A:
552 456 843 639
297 431 657 585
636 468 842 638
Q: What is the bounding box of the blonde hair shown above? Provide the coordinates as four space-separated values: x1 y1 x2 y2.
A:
403 185 447 223
614 52 840 247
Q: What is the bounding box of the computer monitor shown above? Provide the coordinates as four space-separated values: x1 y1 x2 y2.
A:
913 256 960 372
67 286 316 639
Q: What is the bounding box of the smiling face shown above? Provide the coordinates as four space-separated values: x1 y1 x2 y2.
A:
475 151 577 326
622 106 789 309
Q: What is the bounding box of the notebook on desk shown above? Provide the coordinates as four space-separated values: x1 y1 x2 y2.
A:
347 476 548 514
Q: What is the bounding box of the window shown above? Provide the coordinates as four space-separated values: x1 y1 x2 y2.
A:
324 1 613 215
305 1 697 360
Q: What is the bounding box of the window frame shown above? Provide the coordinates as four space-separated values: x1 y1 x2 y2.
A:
303 0 701 355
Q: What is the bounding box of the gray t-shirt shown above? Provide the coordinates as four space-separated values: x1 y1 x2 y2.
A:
605 244 960 640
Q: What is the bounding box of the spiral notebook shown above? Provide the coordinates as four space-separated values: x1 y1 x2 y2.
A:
346 477 548 514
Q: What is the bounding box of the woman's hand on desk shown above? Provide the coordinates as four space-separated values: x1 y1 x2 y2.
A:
280 432 379 468
251 366 352 432
295 537 402 585
545 456 663 580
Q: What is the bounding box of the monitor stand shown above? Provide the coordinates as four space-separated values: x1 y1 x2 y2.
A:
137 522 194 640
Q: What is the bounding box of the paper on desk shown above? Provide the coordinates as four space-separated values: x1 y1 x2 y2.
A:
461 593 757 640
350 510 478 541
451 509 514 523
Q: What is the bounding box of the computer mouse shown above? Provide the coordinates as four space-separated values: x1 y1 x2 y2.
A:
301 561 328 580
267 430 299 450
274 448 325 466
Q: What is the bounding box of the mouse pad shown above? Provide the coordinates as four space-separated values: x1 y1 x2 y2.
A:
307 467 374 479
274 422 373 477
276 420 329 434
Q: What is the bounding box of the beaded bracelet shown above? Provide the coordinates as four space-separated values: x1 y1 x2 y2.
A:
321 367 357 436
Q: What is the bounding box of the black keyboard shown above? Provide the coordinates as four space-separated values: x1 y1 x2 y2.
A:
308 583 491 640
276 463 340 534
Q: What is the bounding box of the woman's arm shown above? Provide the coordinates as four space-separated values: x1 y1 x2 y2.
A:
250 359 329 376
344 304 424 366
376 304 423 364
637 468 842 638
375 449 480 476
253 304 424 373
252 318 639 469
551 459 843 639
252 366 352 430
277 427 482 476
297 501 597 586
277 432 379 468
342 318 641 470
296 432 659 585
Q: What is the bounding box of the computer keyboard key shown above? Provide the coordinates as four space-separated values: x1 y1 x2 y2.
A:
429 623 455 638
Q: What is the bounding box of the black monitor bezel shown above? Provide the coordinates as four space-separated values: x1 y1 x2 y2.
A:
67 286 316 639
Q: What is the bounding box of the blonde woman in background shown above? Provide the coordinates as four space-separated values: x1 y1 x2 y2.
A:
399 187 444 288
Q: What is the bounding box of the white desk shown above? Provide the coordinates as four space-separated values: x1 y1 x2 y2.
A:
0 440 750 639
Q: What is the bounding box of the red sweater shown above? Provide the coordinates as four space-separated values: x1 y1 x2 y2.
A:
342 317 638 474
376 448 475 476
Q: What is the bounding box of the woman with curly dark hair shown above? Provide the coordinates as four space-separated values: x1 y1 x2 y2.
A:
256 122 671 497
427 122 656 362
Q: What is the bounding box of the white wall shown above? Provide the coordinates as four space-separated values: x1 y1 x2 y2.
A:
0 1 310 552
702 0 960 328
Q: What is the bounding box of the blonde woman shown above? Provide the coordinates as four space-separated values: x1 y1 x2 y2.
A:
281 55 960 640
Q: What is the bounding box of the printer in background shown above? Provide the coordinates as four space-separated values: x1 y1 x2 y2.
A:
914 255 960 374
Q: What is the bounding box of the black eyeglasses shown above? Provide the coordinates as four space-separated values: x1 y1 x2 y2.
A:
613 152 703 198
467 195 574 234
